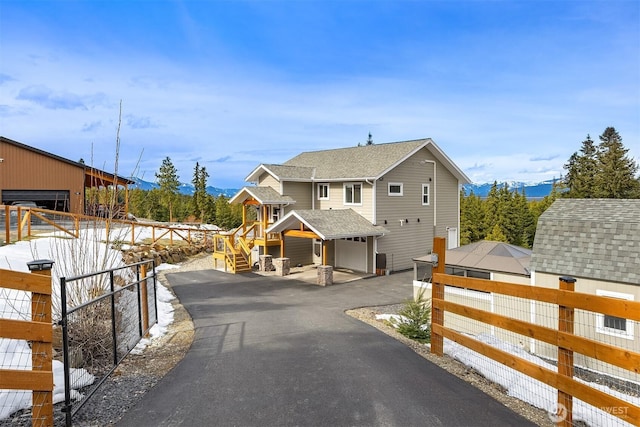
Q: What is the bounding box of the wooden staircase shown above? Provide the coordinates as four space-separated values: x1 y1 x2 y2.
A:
233 248 252 273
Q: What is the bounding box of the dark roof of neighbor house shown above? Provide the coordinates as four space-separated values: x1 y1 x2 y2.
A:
245 138 471 184
413 240 531 276
531 199 640 285
266 209 388 240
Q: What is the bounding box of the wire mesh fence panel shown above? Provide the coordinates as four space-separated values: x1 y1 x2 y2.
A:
59 260 159 424
431 271 639 427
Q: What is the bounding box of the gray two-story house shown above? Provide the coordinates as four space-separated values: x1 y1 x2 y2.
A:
215 138 470 274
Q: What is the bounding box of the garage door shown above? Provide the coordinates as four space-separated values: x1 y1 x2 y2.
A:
335 237 367 272
1 190 70 211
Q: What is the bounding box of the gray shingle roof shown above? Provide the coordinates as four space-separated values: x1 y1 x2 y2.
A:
267 209 388 240
284 140 428 180
245 138 471 184
229 186 296 205
531 199 640 285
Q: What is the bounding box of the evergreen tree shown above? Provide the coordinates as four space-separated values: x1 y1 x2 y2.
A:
366 132 374 145
594 127 640 198
564 135 598 198
155 157 180 222
460 189 485 245
485 224 508 242
191 162 210 221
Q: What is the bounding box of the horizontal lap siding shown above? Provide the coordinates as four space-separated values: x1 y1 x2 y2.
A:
282 182 312 212
284 236 313 266
375 148 459 271
0 140 85 214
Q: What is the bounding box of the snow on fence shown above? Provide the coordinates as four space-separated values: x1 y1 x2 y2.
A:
0 266 54 426
428 237 639 427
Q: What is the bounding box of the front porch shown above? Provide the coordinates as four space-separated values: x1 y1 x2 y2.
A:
212 186 294 273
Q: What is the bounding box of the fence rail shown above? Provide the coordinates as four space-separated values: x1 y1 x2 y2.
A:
0 267 54 427
430 237 640 426
1 204 219 247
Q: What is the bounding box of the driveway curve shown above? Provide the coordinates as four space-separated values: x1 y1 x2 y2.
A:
117 269 535 426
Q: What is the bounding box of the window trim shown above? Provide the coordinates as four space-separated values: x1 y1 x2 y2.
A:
595 290 634 340
388 182 403 196
343 182 363 206
421 184 430 206
317 183 329 200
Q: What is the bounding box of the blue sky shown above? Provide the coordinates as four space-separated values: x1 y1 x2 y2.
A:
1 1 638 189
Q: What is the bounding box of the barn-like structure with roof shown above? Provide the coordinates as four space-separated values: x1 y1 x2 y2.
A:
0 136 132 215
531 198 640 368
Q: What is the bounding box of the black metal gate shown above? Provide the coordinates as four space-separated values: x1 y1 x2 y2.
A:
58 260 158 426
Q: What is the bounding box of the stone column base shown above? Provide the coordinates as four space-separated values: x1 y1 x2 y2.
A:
317 265 334 286
274 257 290 276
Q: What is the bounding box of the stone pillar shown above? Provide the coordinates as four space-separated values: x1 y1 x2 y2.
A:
317 265 333 286
274 257 290 276
259 254 273 272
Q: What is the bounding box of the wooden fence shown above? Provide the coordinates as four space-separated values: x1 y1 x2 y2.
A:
430 237 640 426
0 267 54 427
2 204 219 247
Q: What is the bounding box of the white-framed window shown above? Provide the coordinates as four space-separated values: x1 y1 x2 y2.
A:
595 290 634 340
344 183 362 205
317 183 329 200
422 184 430 206
388 182 403 196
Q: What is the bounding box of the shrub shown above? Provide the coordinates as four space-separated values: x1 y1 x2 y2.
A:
391 291 431 343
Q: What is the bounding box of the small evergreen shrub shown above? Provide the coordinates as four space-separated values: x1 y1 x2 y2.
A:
391 291 431 343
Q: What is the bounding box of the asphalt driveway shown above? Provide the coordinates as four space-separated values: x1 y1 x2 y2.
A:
117 269 535 426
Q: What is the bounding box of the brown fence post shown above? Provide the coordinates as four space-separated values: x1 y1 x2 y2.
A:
3 205 9 244
431 237 446 356
27 259 55 427
557 276 576 426
140 263 150 336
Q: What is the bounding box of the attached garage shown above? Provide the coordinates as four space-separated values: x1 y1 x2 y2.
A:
335 237 368 272
267 209 387 274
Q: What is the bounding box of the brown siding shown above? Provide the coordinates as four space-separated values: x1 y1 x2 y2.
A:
0 139 85 214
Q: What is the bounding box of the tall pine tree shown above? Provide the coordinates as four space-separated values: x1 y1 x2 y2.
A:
594 127 640 198
564 135 598 198
155 157 180 222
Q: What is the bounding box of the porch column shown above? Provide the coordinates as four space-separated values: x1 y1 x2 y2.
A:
322 240 327 265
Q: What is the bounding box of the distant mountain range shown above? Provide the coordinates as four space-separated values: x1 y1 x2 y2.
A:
463 179 558 199
129 177 239 198
130 177 558 200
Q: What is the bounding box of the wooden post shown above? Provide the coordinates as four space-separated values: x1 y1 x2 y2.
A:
431 237 446 356
4 205 9 244
140 263 150 336
322 240 327 266
557 276 576 426
28 260 54 427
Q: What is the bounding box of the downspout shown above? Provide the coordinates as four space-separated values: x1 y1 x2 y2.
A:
311 168 316 210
